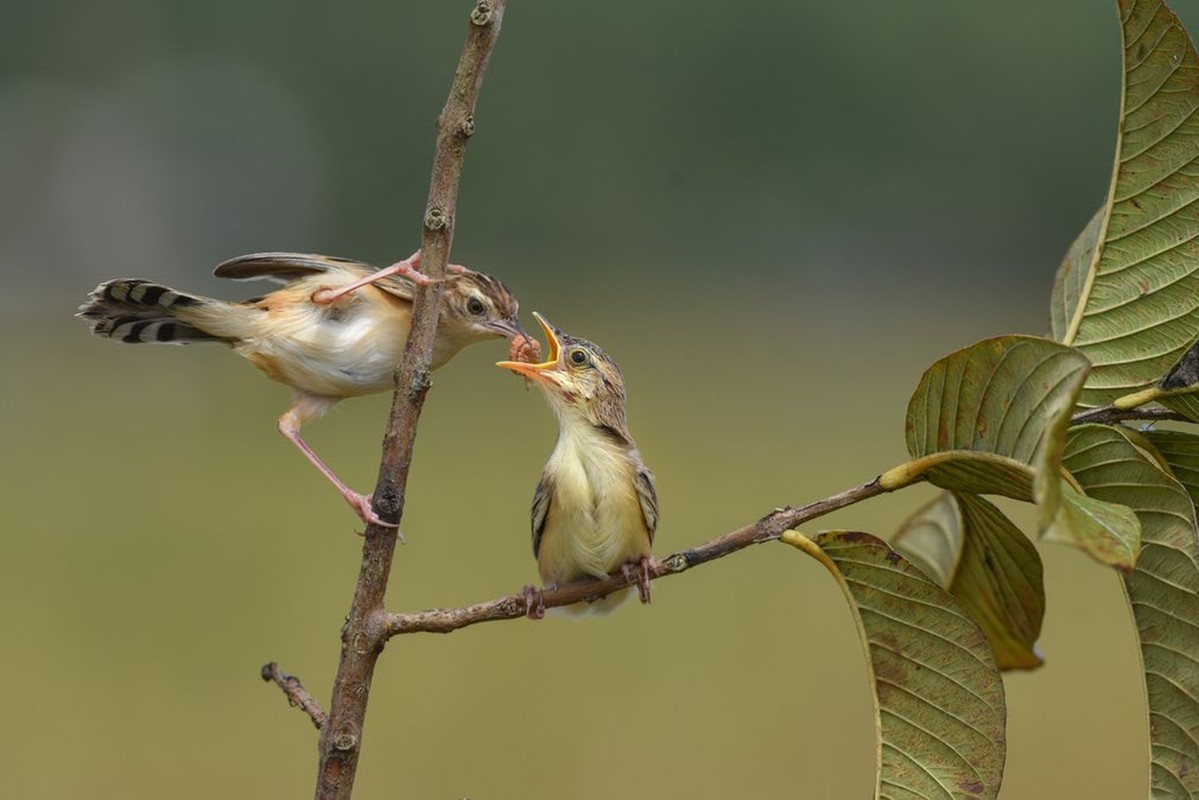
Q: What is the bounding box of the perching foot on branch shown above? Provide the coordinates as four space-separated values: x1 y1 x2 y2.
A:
622 557 654 604
311 250 470 305
522 584 547 619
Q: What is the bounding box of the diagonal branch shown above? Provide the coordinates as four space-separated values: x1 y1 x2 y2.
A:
384 476 887 636
261 662 327 730
1070 404 1190 426
313 4 508 799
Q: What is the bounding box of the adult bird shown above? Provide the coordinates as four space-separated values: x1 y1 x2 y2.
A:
79 250 526 529
497 312 657 614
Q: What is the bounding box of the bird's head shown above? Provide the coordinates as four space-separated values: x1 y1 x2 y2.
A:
496 312 629 432
439 268 525 343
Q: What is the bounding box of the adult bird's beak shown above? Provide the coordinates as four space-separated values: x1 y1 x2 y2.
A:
486 316 527 340
496 311 561 383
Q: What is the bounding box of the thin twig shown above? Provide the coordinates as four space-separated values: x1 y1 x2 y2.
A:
261 662 327 730
1070 405 1189 425
313 4 508 799
384 477 886 636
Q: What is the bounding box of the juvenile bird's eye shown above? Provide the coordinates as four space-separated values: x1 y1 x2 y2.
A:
569 348 589 366
466 297 487 316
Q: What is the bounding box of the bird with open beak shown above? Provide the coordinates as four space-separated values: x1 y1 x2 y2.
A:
497 312 657 615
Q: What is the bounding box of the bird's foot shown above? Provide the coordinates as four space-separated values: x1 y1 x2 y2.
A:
345 491 403 538
381 251 442 287
310 250 465 305
521 584 547 620
382 250 469 285
622 557 655 604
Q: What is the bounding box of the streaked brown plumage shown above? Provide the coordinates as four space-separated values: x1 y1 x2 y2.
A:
497 312 657 614
78 251 525 528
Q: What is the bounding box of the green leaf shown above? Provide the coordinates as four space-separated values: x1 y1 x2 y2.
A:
1067 426 1199 796
1054 0 1199 407
1159 390 1199 423
784 530 1006 799
906 336 1087 464
885 454 1035 501
1147 429 1199 502
897 335 1089 522
1044 483 1141 569
1049 207 1104 344
893 493 1046 671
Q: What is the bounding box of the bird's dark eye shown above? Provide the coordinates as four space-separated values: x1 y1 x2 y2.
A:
569 349 589 366
466 297 487 316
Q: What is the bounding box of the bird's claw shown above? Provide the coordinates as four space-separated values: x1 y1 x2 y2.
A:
622 557 654 604
346 492 404 540
401 250 468 284
308 249 465 306
522 584 546 619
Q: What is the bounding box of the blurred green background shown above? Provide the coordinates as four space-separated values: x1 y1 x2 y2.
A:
1 0 1186 797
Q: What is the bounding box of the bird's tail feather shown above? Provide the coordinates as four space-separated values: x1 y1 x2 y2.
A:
78 280 230 344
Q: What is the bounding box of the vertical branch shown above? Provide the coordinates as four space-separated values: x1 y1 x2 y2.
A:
313 3 508 799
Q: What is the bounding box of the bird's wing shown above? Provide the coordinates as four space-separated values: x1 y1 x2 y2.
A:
531 472 554 558
634 466 659 545
213 252 377 284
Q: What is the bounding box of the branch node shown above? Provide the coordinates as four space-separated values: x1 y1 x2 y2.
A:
333 732 359 752
424 206 449 231
408 367 432 400
372 479 402 520
659 552 690 573
470 1 495 26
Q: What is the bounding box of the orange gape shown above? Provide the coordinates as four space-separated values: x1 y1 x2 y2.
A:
497 313 657 617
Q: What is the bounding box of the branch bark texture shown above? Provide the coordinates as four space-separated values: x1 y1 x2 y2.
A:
313 4 507 799
384 477 886 635
262 661 327 730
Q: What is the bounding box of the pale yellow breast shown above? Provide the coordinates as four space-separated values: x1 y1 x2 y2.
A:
536 418 652 586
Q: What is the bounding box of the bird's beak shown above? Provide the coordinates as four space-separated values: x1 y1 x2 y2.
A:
486 316 527 340
496 311 560 383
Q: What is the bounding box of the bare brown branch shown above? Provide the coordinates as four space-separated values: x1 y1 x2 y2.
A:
313 4 508 799
1070 405 1190 426
261 662 327 730
385 477 887 636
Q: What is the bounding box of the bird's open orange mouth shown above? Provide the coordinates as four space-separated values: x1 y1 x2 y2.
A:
496 311 560 380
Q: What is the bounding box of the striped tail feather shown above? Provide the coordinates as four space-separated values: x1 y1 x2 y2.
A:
77 279 225 344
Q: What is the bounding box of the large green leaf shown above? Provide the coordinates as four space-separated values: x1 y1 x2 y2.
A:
1067 426 1199 796
1052 0 1199 407
899 335 1089 514
894 335 1138 565
784 530 1006 799
893 493 1046 671
906 336 1086 465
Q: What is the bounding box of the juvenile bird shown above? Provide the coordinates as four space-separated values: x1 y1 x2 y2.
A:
79 250 525 528
497 312 657 614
